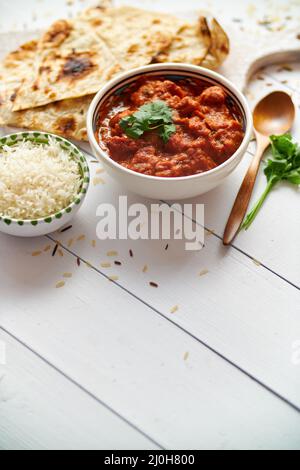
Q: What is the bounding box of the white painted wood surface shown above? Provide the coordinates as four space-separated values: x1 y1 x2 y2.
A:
0 0 300 450
0 331 158 450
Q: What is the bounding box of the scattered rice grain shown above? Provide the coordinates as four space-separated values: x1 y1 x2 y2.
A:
63 272 72 278
252 258 261 267
205 229 215 237
77 234 85 241
184 352 189 361
142 265 148 273
199 269 209 277
107 250 118 257
109 275 119 282
56 281 65 289
44 245 51 252
32 250 42 257
67 238 74 248
101 262 111 268
170 305 179 314
93 177 105 185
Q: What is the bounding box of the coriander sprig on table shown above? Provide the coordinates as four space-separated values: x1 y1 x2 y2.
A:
120 100 176 143
242 133 300 230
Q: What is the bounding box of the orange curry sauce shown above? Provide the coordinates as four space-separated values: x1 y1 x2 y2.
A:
96 76 245 178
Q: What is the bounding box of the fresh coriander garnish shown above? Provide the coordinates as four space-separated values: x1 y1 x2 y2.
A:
119 100 176 143
242 133 300 230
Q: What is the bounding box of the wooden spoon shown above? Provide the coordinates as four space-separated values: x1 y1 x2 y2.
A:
223 91 295 246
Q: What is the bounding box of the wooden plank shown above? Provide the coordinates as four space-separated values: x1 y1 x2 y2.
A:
28 152 300 409
0 235 300 449
1 0 300 450
0 331 158 450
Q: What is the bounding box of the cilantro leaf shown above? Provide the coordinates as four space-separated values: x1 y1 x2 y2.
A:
119 100 176 143
270 133 296 159
242 133 300 230
160 124 177 144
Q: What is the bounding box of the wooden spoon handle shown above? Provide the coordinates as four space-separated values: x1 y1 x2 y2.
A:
223 137 269 245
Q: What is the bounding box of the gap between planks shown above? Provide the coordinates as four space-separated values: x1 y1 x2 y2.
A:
45 234 300 415
75 143 300 291
162 201 300 291
0 325 164 451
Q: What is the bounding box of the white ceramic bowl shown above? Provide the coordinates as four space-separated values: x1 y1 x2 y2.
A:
0 131 90 237
87 64 253 200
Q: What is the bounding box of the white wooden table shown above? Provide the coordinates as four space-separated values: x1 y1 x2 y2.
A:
0 0 300 450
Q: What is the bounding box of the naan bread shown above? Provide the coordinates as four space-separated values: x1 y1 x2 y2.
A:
13 7 182 112
154 17 211 65
5 96 92 142
201 18 230 69
0 6 230 141
0 40 38 124
81 6 183 70
0 39 91 140
13 17 118 111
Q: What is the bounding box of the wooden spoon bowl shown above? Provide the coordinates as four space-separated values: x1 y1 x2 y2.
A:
223 91 295 246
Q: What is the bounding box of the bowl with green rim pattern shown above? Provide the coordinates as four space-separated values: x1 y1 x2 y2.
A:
0 131 90 237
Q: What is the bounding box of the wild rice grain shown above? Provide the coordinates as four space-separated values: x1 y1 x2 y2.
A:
52 244 58 257
129 249 133 258
114 261 122 266
150 282 158 288
77 258 81 267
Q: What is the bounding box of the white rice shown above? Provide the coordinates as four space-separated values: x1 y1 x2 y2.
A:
0 137 82 220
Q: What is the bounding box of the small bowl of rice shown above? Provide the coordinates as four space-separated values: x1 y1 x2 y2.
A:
0 131 90 237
